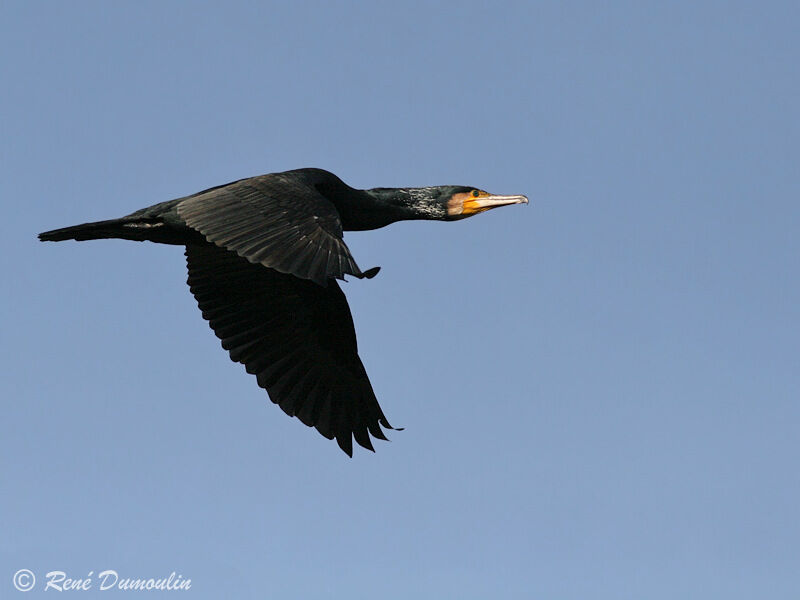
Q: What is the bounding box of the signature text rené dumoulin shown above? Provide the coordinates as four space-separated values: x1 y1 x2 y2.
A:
44 570 191 591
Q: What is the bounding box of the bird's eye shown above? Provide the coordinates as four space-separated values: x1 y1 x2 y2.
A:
472 190 480 197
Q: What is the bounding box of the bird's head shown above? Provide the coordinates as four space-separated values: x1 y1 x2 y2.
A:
442 186 529 220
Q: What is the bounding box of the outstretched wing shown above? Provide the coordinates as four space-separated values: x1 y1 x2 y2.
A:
177 174 378 286
185 243 396 455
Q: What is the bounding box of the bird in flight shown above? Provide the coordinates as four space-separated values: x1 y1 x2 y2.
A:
39 168 527 455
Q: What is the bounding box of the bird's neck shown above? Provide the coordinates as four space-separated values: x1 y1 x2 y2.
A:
337 187 446 231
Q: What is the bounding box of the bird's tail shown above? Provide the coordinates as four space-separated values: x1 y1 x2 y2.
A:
39 218 156 242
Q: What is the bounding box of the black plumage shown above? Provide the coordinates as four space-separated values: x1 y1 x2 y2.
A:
39 168 527 455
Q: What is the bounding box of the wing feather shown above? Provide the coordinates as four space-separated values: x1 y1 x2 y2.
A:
178 174 375 286
185 243 396 455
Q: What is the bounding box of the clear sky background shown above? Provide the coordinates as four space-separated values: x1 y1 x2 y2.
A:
2 1 799 598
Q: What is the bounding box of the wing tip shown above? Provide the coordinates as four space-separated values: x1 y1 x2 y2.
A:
361 266 381 279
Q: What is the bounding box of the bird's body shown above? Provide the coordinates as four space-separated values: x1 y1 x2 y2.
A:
39 168 527 455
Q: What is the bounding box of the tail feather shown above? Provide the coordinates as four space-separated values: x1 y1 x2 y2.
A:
38 218 164 242
38 218 130 242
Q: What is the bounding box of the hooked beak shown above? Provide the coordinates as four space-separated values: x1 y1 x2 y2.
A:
461 193 529 216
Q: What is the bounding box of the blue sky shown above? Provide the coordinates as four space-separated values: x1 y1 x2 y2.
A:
2 1 799 598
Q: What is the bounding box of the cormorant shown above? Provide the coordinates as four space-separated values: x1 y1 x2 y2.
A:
39 168 527 455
